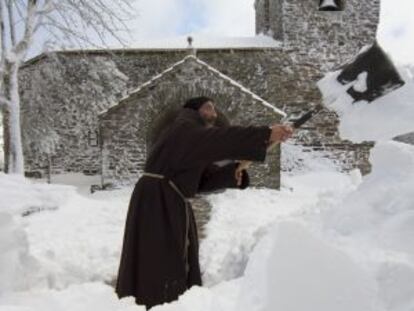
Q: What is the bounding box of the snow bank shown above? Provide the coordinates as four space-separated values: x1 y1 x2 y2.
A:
237 222 379 311
24 186 132 290
0 173 75 215
0 212 38 294
317 67 414 142
325 141 414 241
200 188 307 286
0 172 143 310
0 172 133 292
317 60 414 311
377 261 414 311
316 142 414 311
0 173 72 294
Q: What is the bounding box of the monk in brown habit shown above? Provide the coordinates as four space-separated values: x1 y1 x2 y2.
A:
115 96 293 309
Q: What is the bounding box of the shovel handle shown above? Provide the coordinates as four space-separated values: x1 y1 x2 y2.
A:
288 104 324 129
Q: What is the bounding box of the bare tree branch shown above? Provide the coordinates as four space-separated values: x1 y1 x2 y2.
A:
6 0 16 46
13 0 39 58
0 0 7 103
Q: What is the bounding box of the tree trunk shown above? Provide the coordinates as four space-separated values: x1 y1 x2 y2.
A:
3 62 24 175
1 105 10 172
47 154 51 183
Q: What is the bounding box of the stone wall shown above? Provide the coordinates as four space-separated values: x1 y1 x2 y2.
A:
19 54 128 176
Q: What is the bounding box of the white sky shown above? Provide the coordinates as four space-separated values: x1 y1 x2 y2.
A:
111 0 414 65
24 0 414 65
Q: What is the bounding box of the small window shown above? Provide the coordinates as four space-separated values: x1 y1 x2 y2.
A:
88 130 99 147
319 0 343 11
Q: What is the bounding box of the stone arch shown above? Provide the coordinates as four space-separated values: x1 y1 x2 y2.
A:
144 87 232 156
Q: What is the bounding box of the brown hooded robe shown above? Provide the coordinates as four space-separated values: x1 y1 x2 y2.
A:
115 107 272 309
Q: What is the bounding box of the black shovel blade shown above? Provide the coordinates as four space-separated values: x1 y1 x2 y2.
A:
337 41 405 103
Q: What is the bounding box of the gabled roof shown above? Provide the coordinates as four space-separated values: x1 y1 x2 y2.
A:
99 54 286 117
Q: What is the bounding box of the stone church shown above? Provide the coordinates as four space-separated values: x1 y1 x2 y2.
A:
20 0 381 192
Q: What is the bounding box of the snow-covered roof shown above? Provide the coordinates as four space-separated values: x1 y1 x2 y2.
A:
99 54 286 117
125 34 282 49
64 34 281 51
22 35 282 69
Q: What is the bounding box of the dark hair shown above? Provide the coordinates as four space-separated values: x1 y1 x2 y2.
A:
182 96 214 111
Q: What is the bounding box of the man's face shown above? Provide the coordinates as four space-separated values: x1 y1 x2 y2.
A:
198 101 218 126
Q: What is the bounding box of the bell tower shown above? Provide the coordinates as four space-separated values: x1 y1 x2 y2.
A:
255 0 381 68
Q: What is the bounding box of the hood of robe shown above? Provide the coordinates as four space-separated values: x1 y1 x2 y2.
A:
175 107 207 127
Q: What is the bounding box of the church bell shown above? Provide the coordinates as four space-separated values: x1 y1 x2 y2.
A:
319 0 342 11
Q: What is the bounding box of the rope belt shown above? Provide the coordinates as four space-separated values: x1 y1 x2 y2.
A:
142 172 190 276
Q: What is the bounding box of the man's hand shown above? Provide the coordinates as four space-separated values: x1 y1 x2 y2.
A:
235 160 252 186
268 124 294 146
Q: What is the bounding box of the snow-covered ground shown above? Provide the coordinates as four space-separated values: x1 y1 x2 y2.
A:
1 66 414 310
